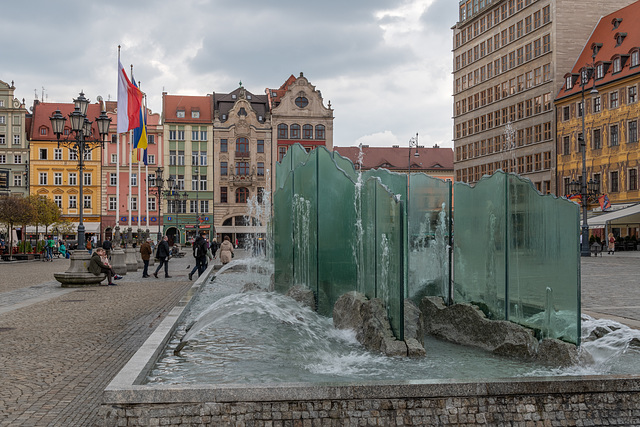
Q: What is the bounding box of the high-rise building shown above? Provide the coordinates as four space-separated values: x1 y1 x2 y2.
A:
452 0 635 194
0 80 29 196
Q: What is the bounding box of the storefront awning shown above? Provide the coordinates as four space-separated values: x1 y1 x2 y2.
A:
585 204 640 229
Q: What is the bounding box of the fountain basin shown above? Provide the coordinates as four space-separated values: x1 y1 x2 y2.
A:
98 264 640 426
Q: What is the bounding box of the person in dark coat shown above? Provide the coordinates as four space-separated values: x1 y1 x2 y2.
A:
102 237 113 259
140 238 153 278
153 236 171 278
88 248 120 286
188 234 207 280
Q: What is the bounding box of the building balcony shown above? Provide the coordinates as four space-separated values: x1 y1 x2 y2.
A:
235 151 250 159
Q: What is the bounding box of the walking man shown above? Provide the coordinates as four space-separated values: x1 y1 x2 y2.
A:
188 233 207 280
153 235 172 278
140 238 153 278
102 236 113 260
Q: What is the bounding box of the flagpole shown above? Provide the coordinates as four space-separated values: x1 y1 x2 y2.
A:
144 94 149 231
116 46 121 232
129 129 133 235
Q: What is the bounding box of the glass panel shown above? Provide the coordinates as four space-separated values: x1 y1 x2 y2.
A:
454 172 507 319
506 174 580 344
408 174 452 304
332 149 358 182
292 151 318 296
273 172 294 293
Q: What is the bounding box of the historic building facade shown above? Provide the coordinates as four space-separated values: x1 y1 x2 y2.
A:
0 80 29 196
452 0 635 194
211 86 271 246
556 1 640 207
28 100 104 241
161 94 215 245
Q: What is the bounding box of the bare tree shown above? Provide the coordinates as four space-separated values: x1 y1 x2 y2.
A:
0 195 37 259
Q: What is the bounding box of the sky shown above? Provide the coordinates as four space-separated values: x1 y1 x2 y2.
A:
1 0 457 148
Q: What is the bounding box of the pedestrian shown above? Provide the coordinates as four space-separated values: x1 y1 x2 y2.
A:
220 235 234 265
188 234 208 280
205 238 214 269
153 235 172 278
102 237 113 260
608 233 615 255
45 236 55 261
140 238 153 278
88 248 122 286
86 239 92 254
59 241 68 259
210 238 219 258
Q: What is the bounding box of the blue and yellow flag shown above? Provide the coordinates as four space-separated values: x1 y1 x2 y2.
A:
131 75 148 165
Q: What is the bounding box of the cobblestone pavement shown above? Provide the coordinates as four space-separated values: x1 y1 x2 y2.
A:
0 249 639 426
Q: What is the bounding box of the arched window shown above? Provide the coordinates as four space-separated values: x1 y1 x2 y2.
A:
236 187 249 203
315 124 325 140
290 124 301 139
278 124 288 139
236 137 249 154
303 124 313 139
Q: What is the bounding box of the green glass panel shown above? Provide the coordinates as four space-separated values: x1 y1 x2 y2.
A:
275 144 311 190
453 172 507 319
332 149 358 182
292 152 318 295
317 148 358 316
408 173 452 303
505 174 580 344
374 179 404 339
360 178 378 299
273 172 294 293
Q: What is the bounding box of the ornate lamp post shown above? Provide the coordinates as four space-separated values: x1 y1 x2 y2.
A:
152 167 168 241
49 92 111 249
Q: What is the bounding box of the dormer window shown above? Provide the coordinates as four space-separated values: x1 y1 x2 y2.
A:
191 109 200 118
238 107 247 117
222 114 227 121
247 95 252 100
632 50 639 68
596 63 605 79
614 32 627 47
232 94 237 99
177 109 185 118
591 42 603 58
565 74 578 90
612 17 622 30
613 57 622 73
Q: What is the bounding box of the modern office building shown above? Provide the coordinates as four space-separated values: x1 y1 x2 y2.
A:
452 0 635 194
0 80 29 196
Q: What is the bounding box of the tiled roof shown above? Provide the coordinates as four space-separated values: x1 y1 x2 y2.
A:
162 94 213 123
28 101 106 141
266 74 297 108
213 87 268 122
556 1 640 100
333 146 454 171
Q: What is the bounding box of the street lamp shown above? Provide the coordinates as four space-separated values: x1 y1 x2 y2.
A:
49 91 111 249
577 57 600 257
172 190 188 244
194 165 200 233
153 167 168 241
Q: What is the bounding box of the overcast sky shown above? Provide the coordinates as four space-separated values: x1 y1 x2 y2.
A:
2 0 457 148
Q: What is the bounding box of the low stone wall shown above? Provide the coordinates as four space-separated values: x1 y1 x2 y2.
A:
98 378 640 426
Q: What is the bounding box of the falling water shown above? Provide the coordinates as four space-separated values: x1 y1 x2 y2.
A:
352 144 365 294
378 233 390 313
543 286 554 339
293 194 311 288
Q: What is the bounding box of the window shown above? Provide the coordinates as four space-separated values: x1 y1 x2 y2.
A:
0 154 5 164
295 97 309 108
0 115 4 124
613 57 621 73
177 130 185 140
199 200 209 213
303 124 313 139
593 128 602 149
110 173 117 186
220 139 228 152
39 172 47 185
610 91 619 108
236 187 249 203
629 86 637 103
220 186 228 203
54 173 62 186
257 162 264 176
236 161 250 176
610 125 619 146
169 130 177 140
192 110 200 118
632 50 640 67
39 148 48 160
629 120 638 143
69 195 77 209
257 140 264 153
148 154 156 164
128 196 135 211
199 175 207 191
148 134 155 144
596 64 604 79
534 39 541 57
563 136 570 154
192 151 199 166
69 173 77 186
542 5 550 24
525 16 532 33
594 96 601 112
177 110 185 118
278 124 288 139
611 171 619 193
111 154 117 163
577 101 583 118
148 197 156 212
176 175 184 190
236 137 249 154
13 135 20 145
82 173 91 186
130 173 136 186
177 151 185 165
109 197 117 210
169 150 176 165
278 146 287 161
54 195 62 209
192 130 199 141
0 134 4 145
54 148 62 160
534 10 540 28
543 34 550 53
220 161 227 175
630 169 638 191
290 124 300 139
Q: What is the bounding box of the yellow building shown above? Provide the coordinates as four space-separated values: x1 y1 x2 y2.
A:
555 2 640 239
28 100 104 241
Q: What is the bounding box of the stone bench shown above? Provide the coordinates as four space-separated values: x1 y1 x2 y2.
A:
54 272 107 287
14 254 35 261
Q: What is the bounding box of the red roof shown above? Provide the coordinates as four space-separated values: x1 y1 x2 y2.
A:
162 94 213 123
266 74 297 108
333 146 454 172
29 101 106 141
556 1 640 100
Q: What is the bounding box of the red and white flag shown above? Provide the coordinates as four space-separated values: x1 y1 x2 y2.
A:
117 59 143 134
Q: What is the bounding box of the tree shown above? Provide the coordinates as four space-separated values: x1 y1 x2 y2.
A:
0 195 37 259
32 195 60 236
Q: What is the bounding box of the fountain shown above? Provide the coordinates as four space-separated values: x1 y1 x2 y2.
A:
98 144 640 426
